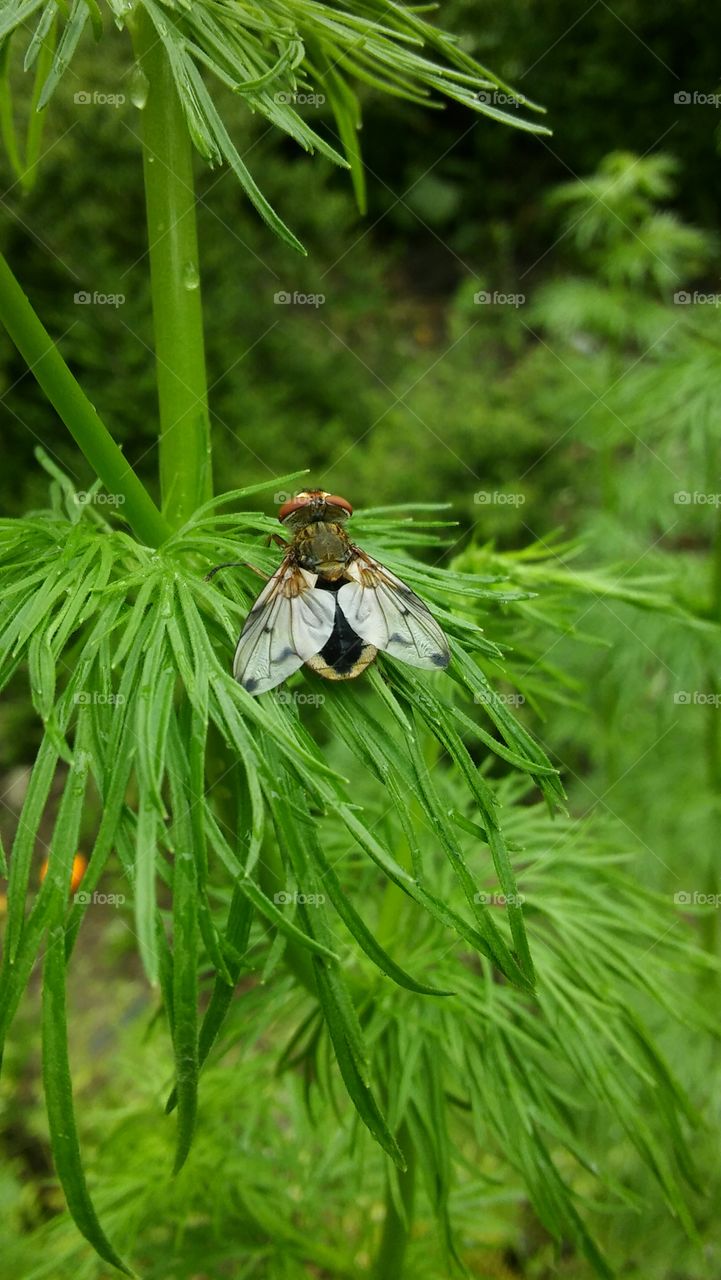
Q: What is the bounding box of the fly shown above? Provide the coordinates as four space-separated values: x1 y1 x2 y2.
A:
219 489 450 695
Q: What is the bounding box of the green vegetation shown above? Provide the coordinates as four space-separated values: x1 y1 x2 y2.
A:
1 2 720 1278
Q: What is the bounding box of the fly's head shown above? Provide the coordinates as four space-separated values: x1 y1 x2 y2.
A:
278 489 353 531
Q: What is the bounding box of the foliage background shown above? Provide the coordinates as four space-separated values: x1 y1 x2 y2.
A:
1 1 721 1277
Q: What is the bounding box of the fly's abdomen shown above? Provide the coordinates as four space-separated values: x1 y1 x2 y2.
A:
304 594 377 681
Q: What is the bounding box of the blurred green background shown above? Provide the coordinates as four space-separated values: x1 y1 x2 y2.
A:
2 1 721 1276
2 0 721 528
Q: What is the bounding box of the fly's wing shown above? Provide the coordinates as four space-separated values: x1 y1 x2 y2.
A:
233 560 336 695
337 552 450 671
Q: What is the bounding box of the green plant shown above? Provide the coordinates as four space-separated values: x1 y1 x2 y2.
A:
1 483 716 1277
1 758 716 1280
0 12 715 1280
485 151 721 856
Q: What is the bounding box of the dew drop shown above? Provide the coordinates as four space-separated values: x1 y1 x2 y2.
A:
182 260 200 291
129 64 149 110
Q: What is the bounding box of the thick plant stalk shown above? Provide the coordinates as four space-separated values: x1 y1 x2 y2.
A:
133 9 213 528
0 252 171 548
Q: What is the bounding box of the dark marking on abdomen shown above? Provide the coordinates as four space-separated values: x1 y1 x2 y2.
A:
319 599 366 675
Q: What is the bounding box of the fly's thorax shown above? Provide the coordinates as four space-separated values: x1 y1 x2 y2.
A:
294 521 352 579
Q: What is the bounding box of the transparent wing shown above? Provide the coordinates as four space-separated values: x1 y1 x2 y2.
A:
337 552 450 671
233 561 336 695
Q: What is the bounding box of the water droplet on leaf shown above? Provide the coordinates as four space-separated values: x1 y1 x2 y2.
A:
182 260 200 291
130 64 149 110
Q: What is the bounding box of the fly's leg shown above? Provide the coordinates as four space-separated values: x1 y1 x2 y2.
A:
205 561 269 582
205 535 288 581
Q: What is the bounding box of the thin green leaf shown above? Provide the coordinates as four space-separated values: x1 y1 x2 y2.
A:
42 927 135 1276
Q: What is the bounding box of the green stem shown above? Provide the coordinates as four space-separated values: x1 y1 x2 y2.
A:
0 252 171 548
133 10 212 528
373 1121 415 1279
0 43 23 183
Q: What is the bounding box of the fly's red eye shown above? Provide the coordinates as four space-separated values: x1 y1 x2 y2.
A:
327 493 353 515
278 496 311 522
